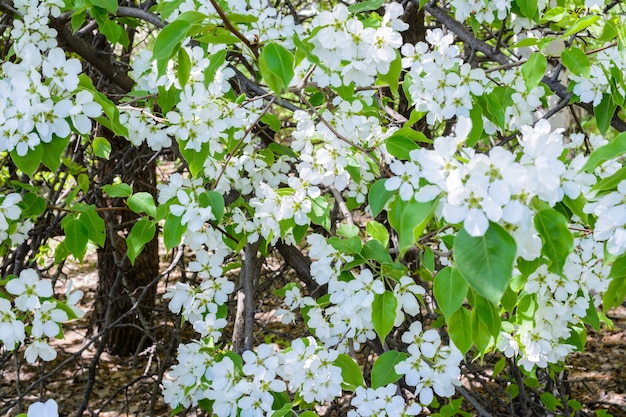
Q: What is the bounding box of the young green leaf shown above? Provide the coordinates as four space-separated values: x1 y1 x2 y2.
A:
334 354 364 391
387 197 437 256
102 183 133 198
127 218 156 265
258 42 294 95
11 145 43 177
127 192 157 218
152 20 191 61
368 179 395 217
448 307 472 354
371 350 408 389
561 47 590 77
433 267 468 318
534 208 573 274
454 222 516 305
521 52 547 90
79 210 106 247
61 215 89 261
372 290 397 344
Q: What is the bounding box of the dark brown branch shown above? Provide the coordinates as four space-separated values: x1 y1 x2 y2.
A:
233 240 263 353
116 6 166 28
49 19 135 93
275 240 318 292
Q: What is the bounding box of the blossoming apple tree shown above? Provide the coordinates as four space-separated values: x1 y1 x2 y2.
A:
1 0 626 415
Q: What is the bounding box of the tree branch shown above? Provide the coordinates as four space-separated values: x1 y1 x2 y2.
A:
233 241 263 354
116 6 166 28
49 19 135 93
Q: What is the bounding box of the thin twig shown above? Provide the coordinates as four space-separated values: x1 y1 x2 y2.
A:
207 0 259 58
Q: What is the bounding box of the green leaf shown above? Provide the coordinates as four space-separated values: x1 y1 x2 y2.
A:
79 209 106 247
21 193 46 217
102 183 133 198
594 93 617 134
96 0 118 13
454 222 516 305
348 0 384 13
334 354 364 391
583 295 601 332
92 137 111 159
11 145 42 177
41 136 69 171
581 131 626 172
309 196 331 231
478 92 505 129
467 104 484 147
127 218 156 265
448 308 472 354
474 294 502 338
521 52 547 90
603 253 626 309
152 20 191 61
259 42 294 95
368 179 395 217
293 33 322 68
179 140 210 177
366 221 389 248
177 47 191 87
471 308 492 354
540 392 561 412
71 7 87 33
371 350 407 389
61 215 89 261
372 290 397 343
337 223 359 238
328 236 362 254
433 267 468 318
127 192 157 218
533 208 573 274
563 15 600 37
561 47 590 77
204 48 228 85
516 0 538 20
204 191 225 222
388 197 436 256
386 135 420 160
363 240 393 265
158 0 184 19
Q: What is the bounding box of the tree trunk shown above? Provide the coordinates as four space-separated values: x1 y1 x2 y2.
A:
93 139 159 356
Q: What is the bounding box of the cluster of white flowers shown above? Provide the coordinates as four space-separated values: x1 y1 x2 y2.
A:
584 180 626 256
449 0 512 24
1 269 82 363
164 339 344 413
0 193 32 246
0 0 101 157
402 29 491 125
119 107 170 151
349 384 422 417
395 322 463 405
497 237 611 370
385 118 570 239
292 3 407 88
